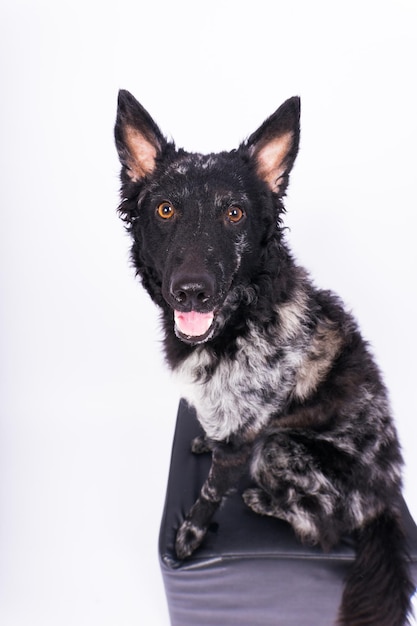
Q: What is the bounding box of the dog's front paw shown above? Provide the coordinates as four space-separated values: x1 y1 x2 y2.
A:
242 487 275 516
191 435 212 454
175 519 208 560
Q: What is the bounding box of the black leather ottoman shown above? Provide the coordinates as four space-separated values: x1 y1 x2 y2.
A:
159 400 417 626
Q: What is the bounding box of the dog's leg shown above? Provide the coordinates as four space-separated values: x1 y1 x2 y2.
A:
175 441 251 559
243 430 342 547
190 434 212 454
242 486 324 545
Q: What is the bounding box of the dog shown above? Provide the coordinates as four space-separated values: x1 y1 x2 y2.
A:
115 89 414 625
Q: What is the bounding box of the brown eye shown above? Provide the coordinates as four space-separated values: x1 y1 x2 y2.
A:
226 206 245 223
156 201 175 220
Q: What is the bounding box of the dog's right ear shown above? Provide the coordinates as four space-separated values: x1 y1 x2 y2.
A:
115 90 166 182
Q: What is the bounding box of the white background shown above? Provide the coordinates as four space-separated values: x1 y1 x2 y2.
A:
1 1 416 624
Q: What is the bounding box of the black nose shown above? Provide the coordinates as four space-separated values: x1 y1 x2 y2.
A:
170 273 216 310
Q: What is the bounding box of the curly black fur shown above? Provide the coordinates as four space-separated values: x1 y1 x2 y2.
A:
115 90 414 624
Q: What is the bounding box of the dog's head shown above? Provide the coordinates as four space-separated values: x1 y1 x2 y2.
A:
115 90 300 345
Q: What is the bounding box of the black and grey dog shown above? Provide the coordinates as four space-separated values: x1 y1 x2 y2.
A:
115 90 413 624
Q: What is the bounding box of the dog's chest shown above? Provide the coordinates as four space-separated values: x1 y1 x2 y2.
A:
173 328 301 441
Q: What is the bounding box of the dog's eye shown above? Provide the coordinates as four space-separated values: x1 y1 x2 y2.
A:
226 206 245 224
156 201 175 220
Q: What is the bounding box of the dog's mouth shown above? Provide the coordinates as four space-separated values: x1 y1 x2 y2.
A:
174 310 215 344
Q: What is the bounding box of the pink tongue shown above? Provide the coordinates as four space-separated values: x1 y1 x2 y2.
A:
175 311 214 337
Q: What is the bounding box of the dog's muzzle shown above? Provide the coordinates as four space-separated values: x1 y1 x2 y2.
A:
168 272 218 343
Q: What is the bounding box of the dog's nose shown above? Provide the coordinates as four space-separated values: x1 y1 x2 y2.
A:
170 274 215 310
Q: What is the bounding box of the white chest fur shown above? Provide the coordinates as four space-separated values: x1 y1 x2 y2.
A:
173 322 303 441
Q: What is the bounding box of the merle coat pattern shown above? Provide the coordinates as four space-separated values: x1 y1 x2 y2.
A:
115 90 414 625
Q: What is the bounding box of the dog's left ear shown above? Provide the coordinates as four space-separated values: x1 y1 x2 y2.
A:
245 96 300 195
115 90 167 182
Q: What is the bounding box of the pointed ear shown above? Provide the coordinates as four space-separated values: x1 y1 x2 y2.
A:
114 90 166 182
245 96 300 194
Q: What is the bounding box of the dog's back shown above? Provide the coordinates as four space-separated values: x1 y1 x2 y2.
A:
115 90 414 624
